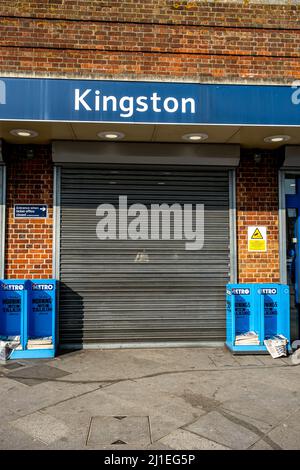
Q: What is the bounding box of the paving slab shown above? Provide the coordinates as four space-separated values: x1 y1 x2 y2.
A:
149 406 206 443
44 387 148 424
210 368 300 426
148 415 195 444
255 355 288 366
102 379 205 433
235 355 265 367
184 411 259 450
221 408 273 435
266 408 300 450
50 348 218 383
0 378 99 424
51 349 169 381
12 411 70 445
222 398 292 428
3 361 26 371
157 429 230 450
128 348 217 371
0 377 29 421
0 376 26 394
0 422 47 450
267 423 300 450
138 372 229 411
208 350 241 368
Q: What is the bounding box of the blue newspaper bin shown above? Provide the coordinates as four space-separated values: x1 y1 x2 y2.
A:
226 284 263 353
10 279 57 359
258 284 290 342
0 280 27 351
226 283 290 354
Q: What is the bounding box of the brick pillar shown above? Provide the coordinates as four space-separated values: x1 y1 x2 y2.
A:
4 144 53 279
236 150 280 283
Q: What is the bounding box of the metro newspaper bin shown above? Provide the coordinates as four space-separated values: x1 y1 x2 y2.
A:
0 279 57 360
0 280 27 353
226 283 290 353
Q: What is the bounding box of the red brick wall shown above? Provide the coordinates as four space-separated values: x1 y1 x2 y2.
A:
1 17 299 58
4 145 53 279
236 151 280 283
0 1 299 82
0 1 298 28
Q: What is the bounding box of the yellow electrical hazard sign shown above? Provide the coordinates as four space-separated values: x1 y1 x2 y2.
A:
248 226 267 252
251 228 263 240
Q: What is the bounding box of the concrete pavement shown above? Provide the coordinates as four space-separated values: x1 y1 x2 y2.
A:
0 347 299 450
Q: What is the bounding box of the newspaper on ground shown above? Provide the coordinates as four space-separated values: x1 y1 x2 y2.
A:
0 336 21 362
264 334 288 359
0 335 20 341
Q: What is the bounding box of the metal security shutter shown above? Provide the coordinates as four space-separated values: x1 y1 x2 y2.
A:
59 165 230 346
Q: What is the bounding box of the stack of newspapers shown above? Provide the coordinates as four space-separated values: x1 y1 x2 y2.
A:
235 331 259 346
264 335 288 358
27 337 53 349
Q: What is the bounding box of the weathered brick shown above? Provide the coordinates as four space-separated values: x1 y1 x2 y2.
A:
236 150 280 283
4 144 53 279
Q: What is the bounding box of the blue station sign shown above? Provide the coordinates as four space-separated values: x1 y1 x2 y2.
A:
0 77 299 126
14 204 48 219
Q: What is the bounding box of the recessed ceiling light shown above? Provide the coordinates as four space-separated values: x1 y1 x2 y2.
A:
182 133 208 142
264 135 290 143
97 131 125 140
10 129 38 138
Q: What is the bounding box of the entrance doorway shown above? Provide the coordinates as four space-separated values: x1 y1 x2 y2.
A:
58 165 231 348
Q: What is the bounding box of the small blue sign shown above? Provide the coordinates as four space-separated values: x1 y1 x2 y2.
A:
14 204 48 219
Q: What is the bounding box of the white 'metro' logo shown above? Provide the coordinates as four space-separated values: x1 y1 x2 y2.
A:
96 196 204 251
